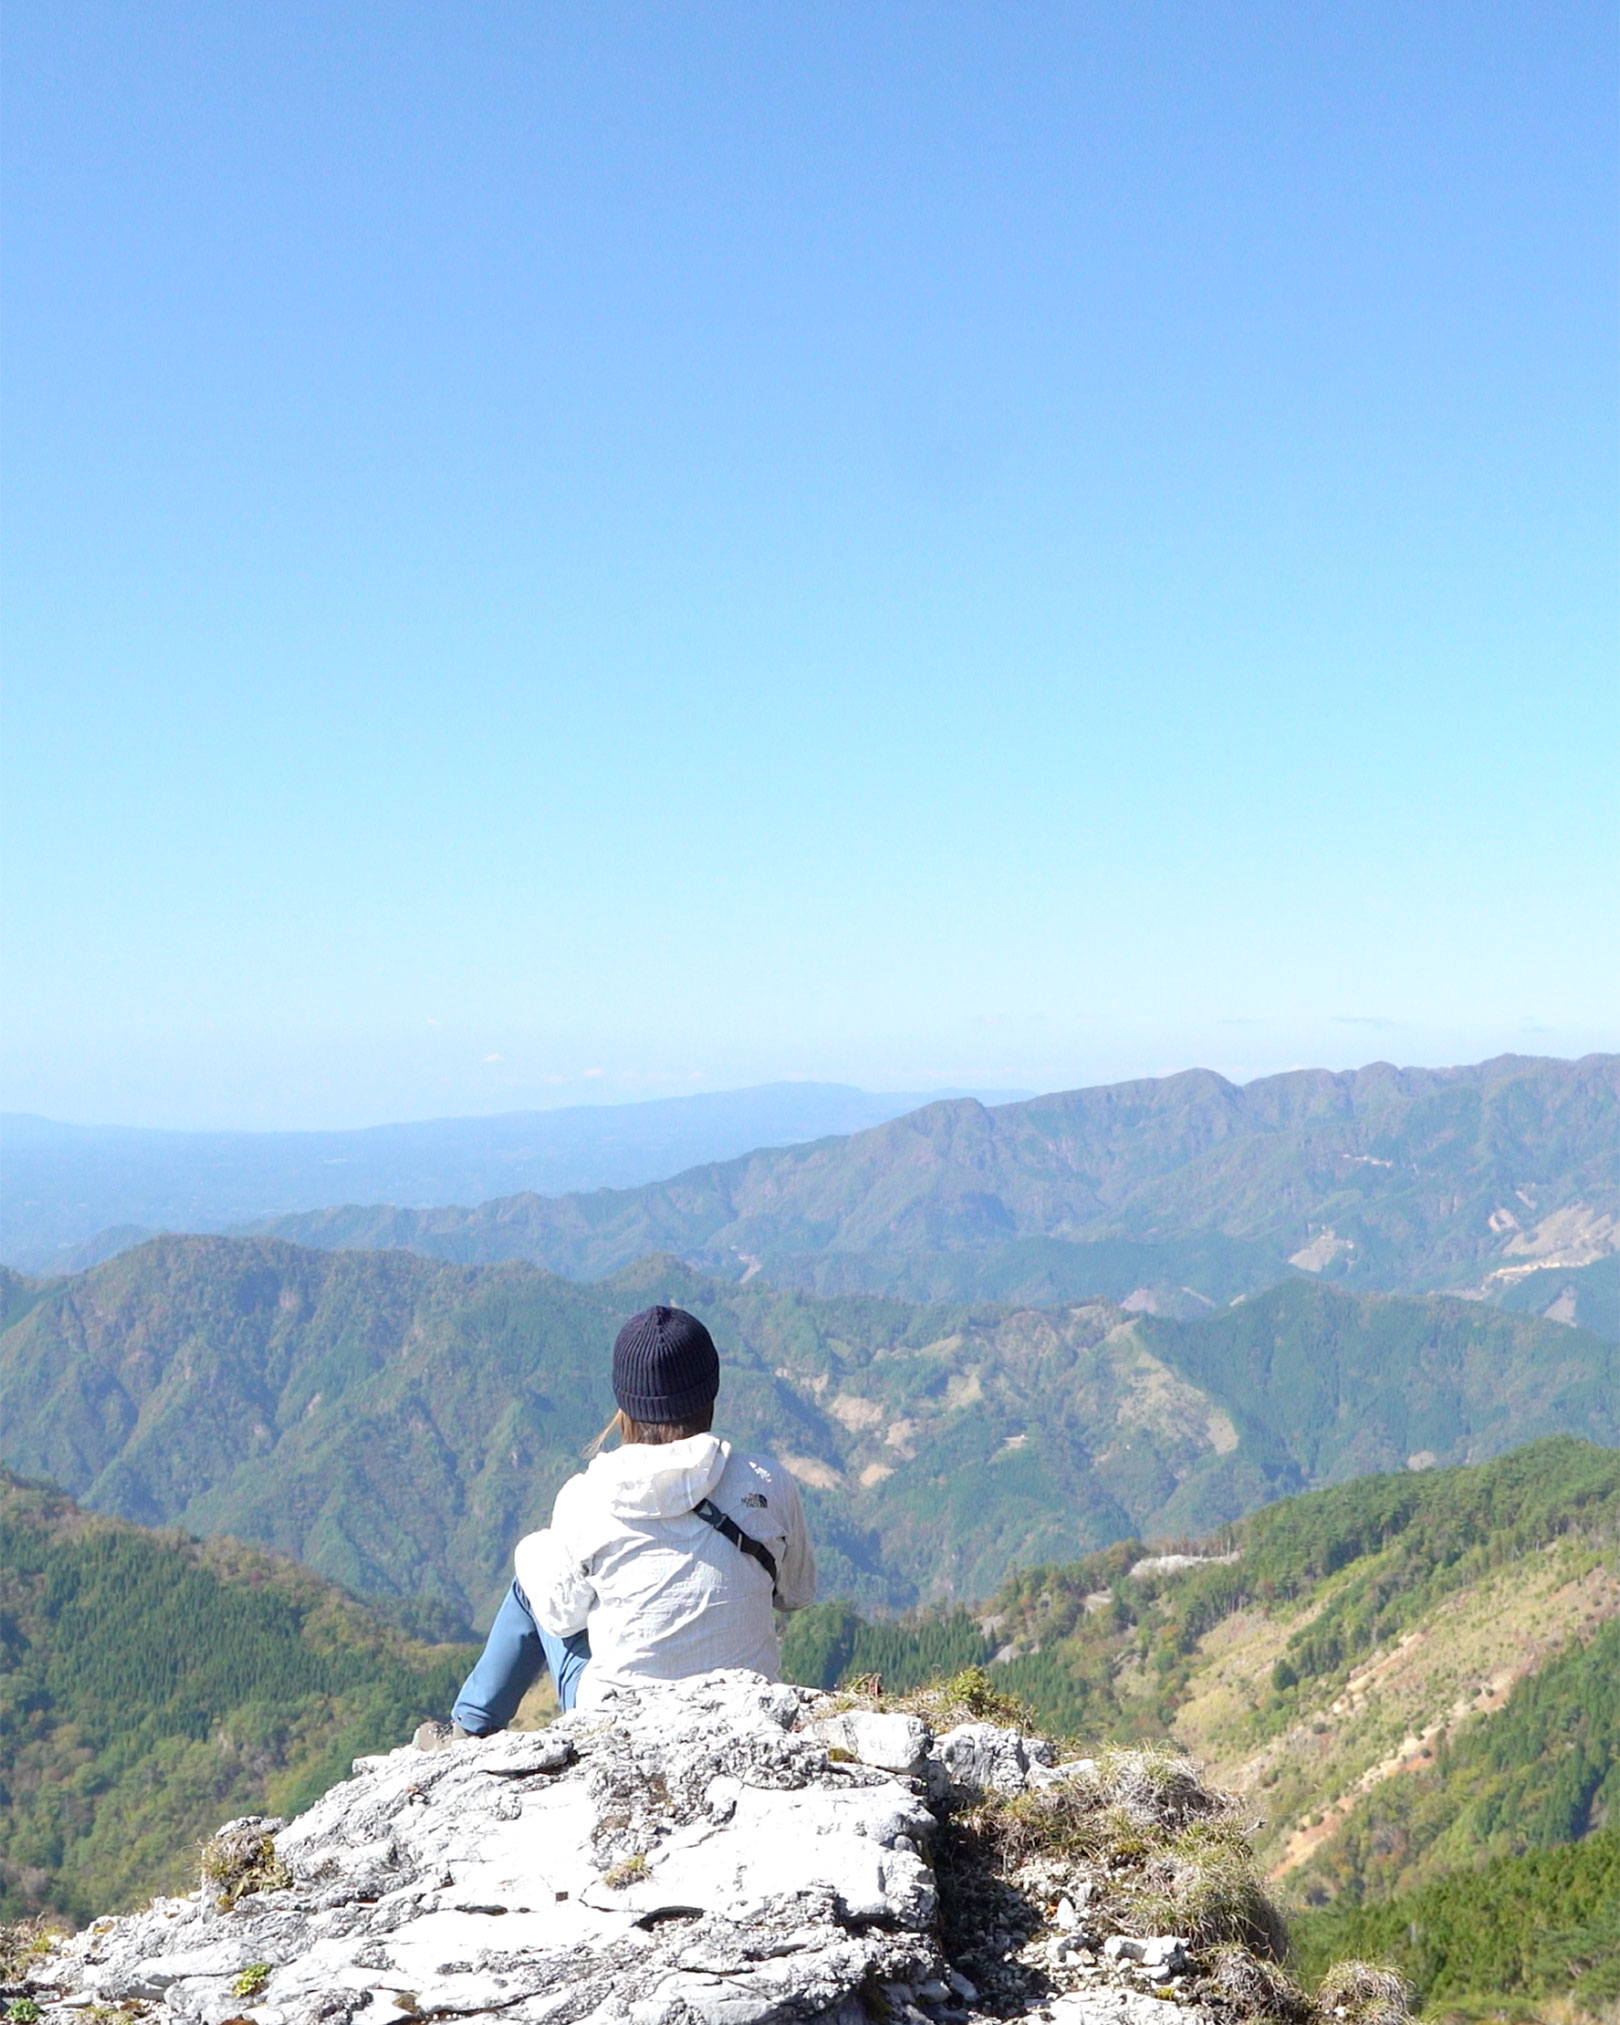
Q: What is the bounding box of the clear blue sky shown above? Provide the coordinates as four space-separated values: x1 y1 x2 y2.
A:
3 3 1614 1129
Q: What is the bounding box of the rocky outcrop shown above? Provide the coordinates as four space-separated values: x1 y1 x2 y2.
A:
6 1673 1355 2025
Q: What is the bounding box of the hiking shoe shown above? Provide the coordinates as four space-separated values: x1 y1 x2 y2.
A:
412 1719 477 1751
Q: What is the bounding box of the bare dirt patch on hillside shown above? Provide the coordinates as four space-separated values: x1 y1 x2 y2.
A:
1169 1540 1620 1879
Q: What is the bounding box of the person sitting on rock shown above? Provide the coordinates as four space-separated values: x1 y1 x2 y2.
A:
428 1304 817 1737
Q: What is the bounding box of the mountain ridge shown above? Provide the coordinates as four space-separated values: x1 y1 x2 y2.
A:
227 1054 1619 1315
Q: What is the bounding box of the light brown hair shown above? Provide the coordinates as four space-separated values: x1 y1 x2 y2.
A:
586 1403 715 1458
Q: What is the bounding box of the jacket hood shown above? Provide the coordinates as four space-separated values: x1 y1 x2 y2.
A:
586 1432 731 1519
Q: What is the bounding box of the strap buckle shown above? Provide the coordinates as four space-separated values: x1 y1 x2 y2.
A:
692 1496 779 1586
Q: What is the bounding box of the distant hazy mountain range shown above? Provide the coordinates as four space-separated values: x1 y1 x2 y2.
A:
3 1232 1612 1628
6 1057 1615 1337
0 1081 1024 1270
236 1053 1618 1320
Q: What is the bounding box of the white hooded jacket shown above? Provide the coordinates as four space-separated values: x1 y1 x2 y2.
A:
513 1433 816 1710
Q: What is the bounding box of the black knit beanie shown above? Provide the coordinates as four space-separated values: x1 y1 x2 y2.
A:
611 1306 720 1424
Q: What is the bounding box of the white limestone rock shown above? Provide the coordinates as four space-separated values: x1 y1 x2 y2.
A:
1044 1995 1189 2025
811 1710 930 1776
27 1675 942 2025
925 1722 1055 1801
20 1671 1225 2025
1026 1755 1098 1795
1103 1933 1192 1974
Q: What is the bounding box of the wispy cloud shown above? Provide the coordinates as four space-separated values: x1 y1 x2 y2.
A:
1331 1015 1398 1028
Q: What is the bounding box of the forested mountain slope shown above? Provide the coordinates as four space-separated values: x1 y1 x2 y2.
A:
781 1439 1620 2007
2 1235 1613 1627
239 1054 1619 1313
0 1472 472 1925
1290 1832 1619 2007
1495 1252 1619 1340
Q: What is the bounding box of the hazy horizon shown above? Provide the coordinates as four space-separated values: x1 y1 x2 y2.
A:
5 1044 1613 1139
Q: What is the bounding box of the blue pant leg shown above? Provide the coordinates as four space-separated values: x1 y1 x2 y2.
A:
532 1607 592 1714
452 1580 544 1734
452 1579 591 1733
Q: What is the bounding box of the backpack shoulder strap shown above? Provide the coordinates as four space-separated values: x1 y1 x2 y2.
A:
692 1496 779 1586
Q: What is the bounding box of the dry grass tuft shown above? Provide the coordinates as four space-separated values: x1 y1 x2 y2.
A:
0 1918 59 1987
1092 1745 1226 1833
1197 1942 1313 2021
1135 1819 1291 1960
829 1664 1037 1730
960 1744 1285 1954
933 1735 1301 2016
897 1666 1036 1729
1313 1960 1412 2025
198 1827 292 1912
603 1852 651 1889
